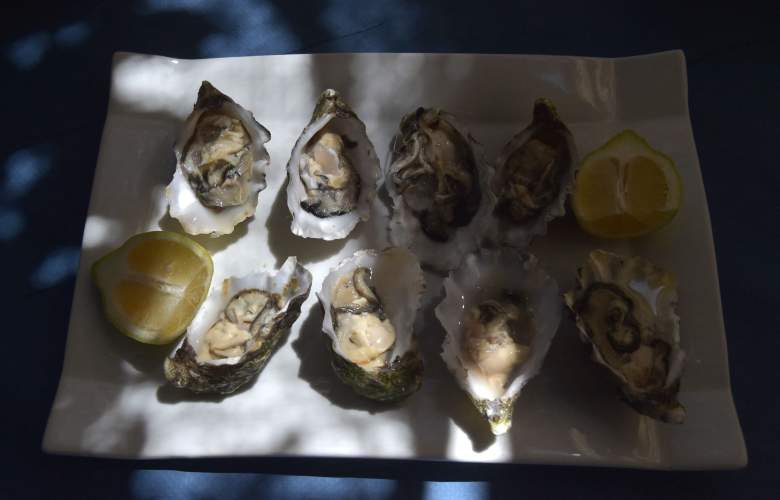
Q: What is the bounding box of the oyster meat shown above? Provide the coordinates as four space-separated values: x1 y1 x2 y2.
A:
286 89 380 240
386 108 494 272
165 257 311 394
167 81 271 236
436 249 561 434
318 248 424 401
564 250 685 423
490 98 577 247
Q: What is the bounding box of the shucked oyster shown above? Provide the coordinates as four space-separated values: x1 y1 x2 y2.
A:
386 108 495 272
165 257 311 394
286 89 380 240
167 81 271 236
436 249 561 434
564 250 685 423
318 248 424 401
489 98 577 247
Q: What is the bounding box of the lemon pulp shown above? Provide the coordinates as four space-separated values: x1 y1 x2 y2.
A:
92 231 213 344
573 130 682 239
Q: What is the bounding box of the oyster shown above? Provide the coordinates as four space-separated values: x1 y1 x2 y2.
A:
564 250 685 423
436 249 561 434
490 98 577 247
318 248 424 401
286 89 380 240
167 81 271 236
165 257 311 394
386 108 495 272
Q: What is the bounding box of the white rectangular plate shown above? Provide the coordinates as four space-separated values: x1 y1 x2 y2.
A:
43 51 747 469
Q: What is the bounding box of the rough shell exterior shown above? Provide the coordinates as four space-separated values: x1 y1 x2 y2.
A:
488 98 578 248
164 257 311 394
385 108 496 273
563 249 686 423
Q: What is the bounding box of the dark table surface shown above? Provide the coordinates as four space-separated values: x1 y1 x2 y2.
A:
3 1 778 498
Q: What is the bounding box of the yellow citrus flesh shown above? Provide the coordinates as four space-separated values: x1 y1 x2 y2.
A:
92 231 213 344
573 130 682 239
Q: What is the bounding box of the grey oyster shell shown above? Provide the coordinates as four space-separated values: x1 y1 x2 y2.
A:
385 108 495 273
488 98 577 247
164 257 311 395
564 250 686 423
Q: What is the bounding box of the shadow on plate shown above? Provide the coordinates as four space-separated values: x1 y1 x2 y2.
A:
265 182 348 267
157 211 249 255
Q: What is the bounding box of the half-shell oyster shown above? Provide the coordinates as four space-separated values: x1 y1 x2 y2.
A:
386 108 495 272
164 257 311 394
286 89 380 240
318 248 424 401
436 249 561 434
564 250 685 423
490 98 577 247
167 81 271 236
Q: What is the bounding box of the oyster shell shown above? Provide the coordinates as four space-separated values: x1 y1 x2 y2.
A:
386 108 495 272
318 248 424 401
563 250 685 423
286 89 380 240
167 81 271 236
164 257 311 394
490 98 577 247
436 249 561 434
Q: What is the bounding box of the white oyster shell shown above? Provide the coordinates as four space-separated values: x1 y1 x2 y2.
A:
436 248 561 434
286 89 380 240
166 81 271 237
488 98 578 248
319 248 424 364
385 108 495 273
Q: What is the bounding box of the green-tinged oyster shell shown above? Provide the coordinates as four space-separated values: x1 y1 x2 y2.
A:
318 248 425 402
164 257 311 395
329 343 423 402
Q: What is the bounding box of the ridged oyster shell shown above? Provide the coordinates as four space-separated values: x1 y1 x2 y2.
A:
436 249 561 434
164 257 311 394
286 89 380 240
318 248 424 401
563 250 686 423
489 98 577 247
386 108 495 272
167 81 271 237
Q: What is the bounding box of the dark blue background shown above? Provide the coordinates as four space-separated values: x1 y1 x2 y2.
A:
2 1 778 498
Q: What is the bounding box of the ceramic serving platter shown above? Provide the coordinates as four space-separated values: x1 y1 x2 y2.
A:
43 51 747 469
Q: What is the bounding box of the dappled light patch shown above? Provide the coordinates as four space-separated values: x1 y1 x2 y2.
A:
30 246 80 289
5 31 50 70
3 146 52 199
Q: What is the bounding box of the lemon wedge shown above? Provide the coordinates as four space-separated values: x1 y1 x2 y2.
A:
92 231 213 344
573 130 682 239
